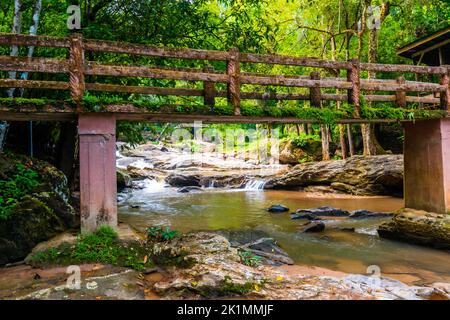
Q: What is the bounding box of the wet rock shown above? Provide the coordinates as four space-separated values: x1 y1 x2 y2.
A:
165 174 201 187
295 206 349 217
349 210 393 219
216 230 293 266
378 208 450 250
178 186 203 193
298 221 325 233
267 204 289 213
266 155 403 196
291 212 321 221
18 269 144 300
200 175 247 188
148 231 440 300
337 227 356 232
117 169 132 191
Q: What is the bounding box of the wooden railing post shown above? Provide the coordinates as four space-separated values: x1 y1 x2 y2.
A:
309 71 321 107
69 33 85 109
440 66 450 111
203 65 215 110
227 47 241 115
347 59 361 117
395 76 407 108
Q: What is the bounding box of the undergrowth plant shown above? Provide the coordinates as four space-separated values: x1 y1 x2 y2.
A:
0 164 40 220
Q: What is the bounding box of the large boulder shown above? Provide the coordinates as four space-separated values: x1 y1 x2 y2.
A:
0 154 78 265
165 173 201 187
378 208 450 249
265 155 403 196
279 139 323 165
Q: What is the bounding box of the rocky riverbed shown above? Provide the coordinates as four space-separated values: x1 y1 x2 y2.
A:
1 229 448 300
117 142 403 196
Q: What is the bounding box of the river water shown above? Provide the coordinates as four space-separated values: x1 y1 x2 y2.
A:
119 183 450 286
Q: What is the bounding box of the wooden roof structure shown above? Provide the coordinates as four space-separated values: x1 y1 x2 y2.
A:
398 27 450 66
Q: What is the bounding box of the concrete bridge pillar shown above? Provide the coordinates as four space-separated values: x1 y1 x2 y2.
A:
404 118 450 214
78 114 117 233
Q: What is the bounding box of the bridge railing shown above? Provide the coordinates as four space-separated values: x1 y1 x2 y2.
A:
0 32 449 117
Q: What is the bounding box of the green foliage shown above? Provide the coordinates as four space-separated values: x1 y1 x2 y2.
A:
238 249 262 267
31 226 154 271
147 226 180 242
0 164 40 220
291 133 321 148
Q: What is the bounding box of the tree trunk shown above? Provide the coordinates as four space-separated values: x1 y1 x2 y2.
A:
19 0 42 96
339 125 347 159
347 124 355 156
7 0 23 98
57 122 78 190
321 125 330 161
1 0 23 153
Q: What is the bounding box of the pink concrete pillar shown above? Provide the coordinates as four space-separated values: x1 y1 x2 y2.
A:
78 114 117 233
404 118 450 214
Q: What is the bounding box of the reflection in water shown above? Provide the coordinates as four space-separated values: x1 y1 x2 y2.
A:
119 188 450 285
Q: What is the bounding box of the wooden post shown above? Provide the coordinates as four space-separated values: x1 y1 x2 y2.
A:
203 66 215 110
69 33 85 109
395 76 407 108
404 119 450 214
347 59 361 118
309 71 321 107
227 47 241 115
78 114 117 234
440 66 450 111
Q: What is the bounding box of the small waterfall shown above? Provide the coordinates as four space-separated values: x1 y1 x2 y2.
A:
129 159 154 170
142 178 167 193
208 180 216 188
244 179 266 190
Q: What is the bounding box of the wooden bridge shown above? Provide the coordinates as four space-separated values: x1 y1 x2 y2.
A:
1 33 450 232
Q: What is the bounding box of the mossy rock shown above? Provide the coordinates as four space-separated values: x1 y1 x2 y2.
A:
117 169 132 191
378 208 450 249
0 153 78 265
0 196 69 265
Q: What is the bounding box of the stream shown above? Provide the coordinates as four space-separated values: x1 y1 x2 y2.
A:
118 181 450 286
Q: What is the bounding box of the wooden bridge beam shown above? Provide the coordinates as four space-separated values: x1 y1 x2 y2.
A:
404 118 450 214
78 113 117 233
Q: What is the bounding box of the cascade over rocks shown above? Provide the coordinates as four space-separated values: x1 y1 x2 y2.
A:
266 155 403 196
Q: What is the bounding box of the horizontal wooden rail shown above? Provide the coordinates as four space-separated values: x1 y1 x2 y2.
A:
0 56 69 73
240 53 352 70
0 33 70 48
0 79 69 90
84 39 229 61
85 62 229 83
0 32 449 116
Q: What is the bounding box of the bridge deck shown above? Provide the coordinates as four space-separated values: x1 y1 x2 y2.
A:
0 100 447 123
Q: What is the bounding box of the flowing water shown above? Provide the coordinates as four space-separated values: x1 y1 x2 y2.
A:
119 181 450 285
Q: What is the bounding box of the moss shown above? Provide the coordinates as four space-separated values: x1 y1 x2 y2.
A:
150 248 196 269
196 276 264 298
1 97 447 124
30 226 155 271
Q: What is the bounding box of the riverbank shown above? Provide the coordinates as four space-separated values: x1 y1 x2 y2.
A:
1 227 448 300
